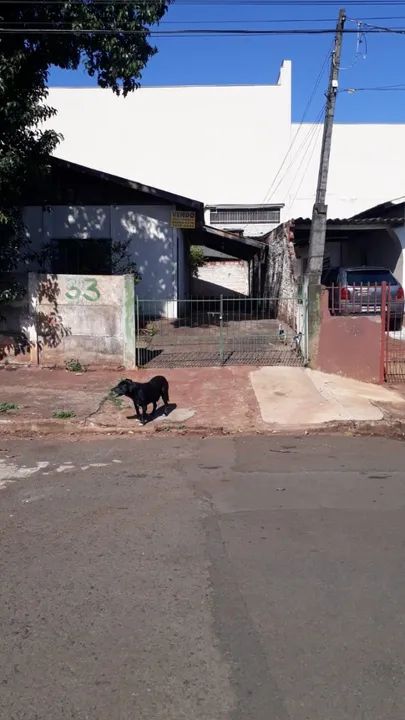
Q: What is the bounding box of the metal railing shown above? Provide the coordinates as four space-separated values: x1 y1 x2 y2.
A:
327 283 384 316
324 283 405 382
135 294 306 368
381 283 405 382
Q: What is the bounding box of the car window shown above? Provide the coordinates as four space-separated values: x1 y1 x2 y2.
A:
346 269 397 285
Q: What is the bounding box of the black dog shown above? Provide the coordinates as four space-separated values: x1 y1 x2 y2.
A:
111 376 170 425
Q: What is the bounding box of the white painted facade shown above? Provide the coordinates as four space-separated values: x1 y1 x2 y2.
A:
24 204 186 305
47 59 405 234
391 225 405 289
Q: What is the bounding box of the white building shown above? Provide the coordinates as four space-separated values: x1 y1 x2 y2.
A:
47 59 405 237
21 157 203 304
18 157 265 304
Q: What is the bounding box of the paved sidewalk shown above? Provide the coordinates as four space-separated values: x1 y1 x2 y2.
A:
0 365 404 436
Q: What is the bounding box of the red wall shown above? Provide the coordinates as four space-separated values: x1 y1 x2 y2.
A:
314 290 382 384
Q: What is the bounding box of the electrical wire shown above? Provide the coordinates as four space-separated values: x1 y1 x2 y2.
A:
2 27 405 35
341 84 405 92
339 18 367 70
235 50 329 236
3 1 405 5
288 117 324 212
4 14 405 24
268 104 326 203
259 49 331 206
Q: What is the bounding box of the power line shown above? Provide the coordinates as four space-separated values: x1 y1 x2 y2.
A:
1 26 405 35
0 17 388 25
341 84 405 91
269 105 326 203
288 120 324 212
260 48 331 206
5 15 405 23
135 15 405 23
3 0 405 4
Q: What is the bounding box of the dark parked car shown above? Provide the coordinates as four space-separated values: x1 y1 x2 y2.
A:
322 266 404 331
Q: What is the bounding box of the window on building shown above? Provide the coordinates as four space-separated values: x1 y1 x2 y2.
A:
50 238 112 274
209 207 281 225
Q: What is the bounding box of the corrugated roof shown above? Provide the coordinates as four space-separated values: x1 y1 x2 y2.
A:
293 217 402 226
50 156 204 211
190 225 266 261
352 197 405 220
199 246 236 260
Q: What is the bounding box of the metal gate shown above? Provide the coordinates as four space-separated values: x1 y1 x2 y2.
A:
135 294 308 368
382 283 405 382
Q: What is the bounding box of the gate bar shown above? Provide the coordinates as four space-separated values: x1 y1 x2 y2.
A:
219 294 224 365
380 282 387 383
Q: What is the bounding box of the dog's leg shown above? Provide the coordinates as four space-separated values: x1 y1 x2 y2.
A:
162 388 170 416
152 401 157 415
141 405 148 425
133 401 141 420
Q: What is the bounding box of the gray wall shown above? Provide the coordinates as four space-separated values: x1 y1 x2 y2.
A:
1 273 135 368
23 204 183 302
0 273 31 362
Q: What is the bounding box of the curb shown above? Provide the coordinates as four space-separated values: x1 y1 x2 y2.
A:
1 416 405 440
0 418 229 437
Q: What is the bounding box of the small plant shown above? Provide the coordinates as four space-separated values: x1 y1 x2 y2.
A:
65 358 86 373
52 409 76 419
0 402 19 413
189 245 206 278
141 323 158 338
108 391 124 410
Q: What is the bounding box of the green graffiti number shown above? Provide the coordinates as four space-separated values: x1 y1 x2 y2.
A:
65 278 101 302
83 278 100 302
65 285 81 301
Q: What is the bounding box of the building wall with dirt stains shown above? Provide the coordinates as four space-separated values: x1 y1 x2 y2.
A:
1 273 135 369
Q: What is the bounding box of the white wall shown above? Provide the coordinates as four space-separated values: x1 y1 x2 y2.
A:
46 60 405 228
23 204 178 301
203 208 280 238
392 226 405 289
283 124 405 220
193 260 249 297
47 61 292 209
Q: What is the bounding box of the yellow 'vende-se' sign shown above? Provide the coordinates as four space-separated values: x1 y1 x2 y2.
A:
170 211 196 229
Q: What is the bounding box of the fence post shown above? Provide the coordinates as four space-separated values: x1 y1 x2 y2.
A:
379 281 387 383
27 272 39 365
135 295 140 368
219 294 224 365
123 275 136 369
307 282 322 367
302 276 309 364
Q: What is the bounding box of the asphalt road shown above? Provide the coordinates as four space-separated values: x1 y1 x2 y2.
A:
1 434 405 720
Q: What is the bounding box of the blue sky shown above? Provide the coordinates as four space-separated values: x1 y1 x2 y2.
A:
48 1 405 123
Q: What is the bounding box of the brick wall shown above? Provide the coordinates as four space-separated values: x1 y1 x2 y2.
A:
262 222 299 327
192 260 249 297
264 221 298 299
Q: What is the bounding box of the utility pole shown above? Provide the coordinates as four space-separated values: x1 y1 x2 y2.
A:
307 8 346 282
